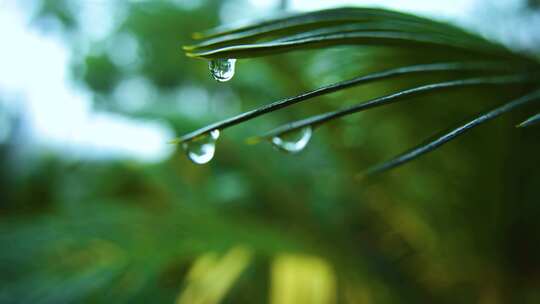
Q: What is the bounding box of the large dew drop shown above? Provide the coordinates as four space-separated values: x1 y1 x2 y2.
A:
209 58 236 82
182 129 220 164
271 126 313 154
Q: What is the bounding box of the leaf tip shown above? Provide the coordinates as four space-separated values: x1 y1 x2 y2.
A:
182 44 195 51
185 52 201 59
168 138 182 145
516 113 540 128
192 32 205 40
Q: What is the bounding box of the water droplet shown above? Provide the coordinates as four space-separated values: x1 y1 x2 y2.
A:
209 58 236 82
271 126 313 154
182 129 220 164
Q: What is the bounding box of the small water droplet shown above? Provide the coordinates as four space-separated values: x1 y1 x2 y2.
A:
271 126 313 153
209 58 236 82
182 129 220 164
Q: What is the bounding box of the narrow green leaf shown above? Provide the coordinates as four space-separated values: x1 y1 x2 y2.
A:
187 7 522 62
172 62 517 144
364 88 540 175
258 74 538 140
186 31 513 59
186 18 488 52
193 7 470 40
517 112 540 127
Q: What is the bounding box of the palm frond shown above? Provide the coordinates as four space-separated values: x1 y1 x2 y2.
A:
179 7 540 173
363 88 540 176
191 7 495 48
187 31 515 59
255 74 536 140
192 7 463 39
185 7 524 60
186 17 489 52
172 62 523 144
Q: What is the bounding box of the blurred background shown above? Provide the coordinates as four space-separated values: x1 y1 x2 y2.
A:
0 0 539 303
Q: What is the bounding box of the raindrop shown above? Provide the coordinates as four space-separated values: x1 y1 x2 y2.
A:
271 126 313 154
209 58 236 82
182 129 220 164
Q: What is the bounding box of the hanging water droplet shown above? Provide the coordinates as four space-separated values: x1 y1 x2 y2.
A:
271 126 313 154
182 129 220 164
209 58 236 82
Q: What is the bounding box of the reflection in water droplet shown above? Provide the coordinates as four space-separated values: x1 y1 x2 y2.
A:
209 58 236 82
271 126 313 154
182 129 220 164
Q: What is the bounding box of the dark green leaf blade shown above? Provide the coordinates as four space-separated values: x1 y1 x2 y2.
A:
257 74 538 140
171 62 517 144
364 88 540 175
186 16 490 52
193 7 474 40
186 31 515 59
517 112 540 127
187 7 522 62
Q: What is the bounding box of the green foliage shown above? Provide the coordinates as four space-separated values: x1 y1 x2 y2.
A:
180 7 540 175
185 7 519 59
83 55 121 93
518 112 540 127
2 2 540 304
